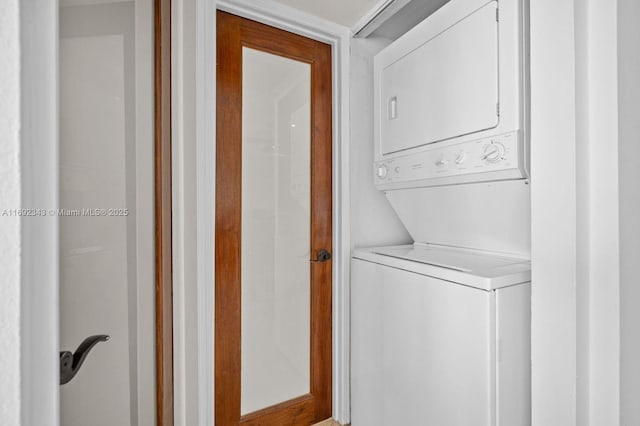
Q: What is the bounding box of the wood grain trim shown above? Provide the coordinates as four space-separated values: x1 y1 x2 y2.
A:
216 11 333 426
155 0 173 425
215 11 243 426
309 38 333 422
240 395 314 425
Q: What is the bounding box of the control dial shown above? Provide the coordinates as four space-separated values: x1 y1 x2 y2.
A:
376 164 388 179
435 155 448 166
482 142 505 163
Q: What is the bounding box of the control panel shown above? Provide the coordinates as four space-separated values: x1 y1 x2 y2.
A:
374 131 527 189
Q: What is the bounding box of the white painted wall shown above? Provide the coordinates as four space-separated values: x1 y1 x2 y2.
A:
533 1 640 425
563 1 640 424
0 1 22 425
580 1 621 424
574 1 590 424
171 0 204 425
618 0 640 424
3 2 58 426
20 0 59 425
349 37 411 249
529 0 578 424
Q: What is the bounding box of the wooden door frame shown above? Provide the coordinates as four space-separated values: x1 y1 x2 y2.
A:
155 0 174 424
215 11 333 425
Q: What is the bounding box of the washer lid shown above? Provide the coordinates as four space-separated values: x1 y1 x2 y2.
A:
353 244 531 290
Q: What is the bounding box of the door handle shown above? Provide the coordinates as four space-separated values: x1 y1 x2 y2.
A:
310 249 331 263
60 334 110 385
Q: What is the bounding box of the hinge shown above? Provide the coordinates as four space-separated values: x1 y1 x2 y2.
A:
496 102 500 116
496 8 499 21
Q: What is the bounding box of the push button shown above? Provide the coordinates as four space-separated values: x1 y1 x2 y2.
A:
376 164 388 178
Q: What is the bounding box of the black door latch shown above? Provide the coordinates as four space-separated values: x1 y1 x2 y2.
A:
60 334 110 385
310 249 332 263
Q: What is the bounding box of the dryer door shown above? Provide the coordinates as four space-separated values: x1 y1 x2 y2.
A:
379 1 499 154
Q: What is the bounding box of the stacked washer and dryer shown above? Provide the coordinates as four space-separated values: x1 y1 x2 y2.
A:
351 0 531 425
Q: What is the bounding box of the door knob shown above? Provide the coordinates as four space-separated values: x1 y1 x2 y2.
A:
310 249 331 263
60 334 110 385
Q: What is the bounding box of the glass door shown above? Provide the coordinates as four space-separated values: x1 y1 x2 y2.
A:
215 11 333 425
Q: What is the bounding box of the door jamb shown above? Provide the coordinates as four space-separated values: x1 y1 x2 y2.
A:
20 1 58 425
155 0 175 424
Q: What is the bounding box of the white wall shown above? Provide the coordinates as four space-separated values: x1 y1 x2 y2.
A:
571 1 640 424
20 0 59 425
529 0 578 424
581 1 621 424
574 1 590 423
534 1 640 425
0 0 22 424
349 37 411 249
2 3 59 426
618 0 640 424
171 1 203 426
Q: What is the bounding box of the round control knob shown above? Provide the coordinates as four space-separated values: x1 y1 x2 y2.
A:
482 142 505 163
435 156 448 166
376 164 388 179
455 151 466 164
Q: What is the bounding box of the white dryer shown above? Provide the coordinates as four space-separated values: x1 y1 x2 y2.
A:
351 244 531 426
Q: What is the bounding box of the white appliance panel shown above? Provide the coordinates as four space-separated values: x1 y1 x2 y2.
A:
354 244 531 290
373 245 527 272
351 254 531 426
351 258 494 426
385 180 531 257
374 131 526 190
351 255 531 426
496 283 532 425
349 258 385 426
380 1 499 155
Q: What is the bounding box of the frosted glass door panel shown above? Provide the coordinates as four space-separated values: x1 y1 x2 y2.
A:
241 47 311 415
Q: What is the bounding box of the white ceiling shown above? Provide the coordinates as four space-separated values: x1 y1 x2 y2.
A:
272 0 382 27
60 0 131 6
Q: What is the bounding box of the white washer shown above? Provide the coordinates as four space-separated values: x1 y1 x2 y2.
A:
351 244 531 426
